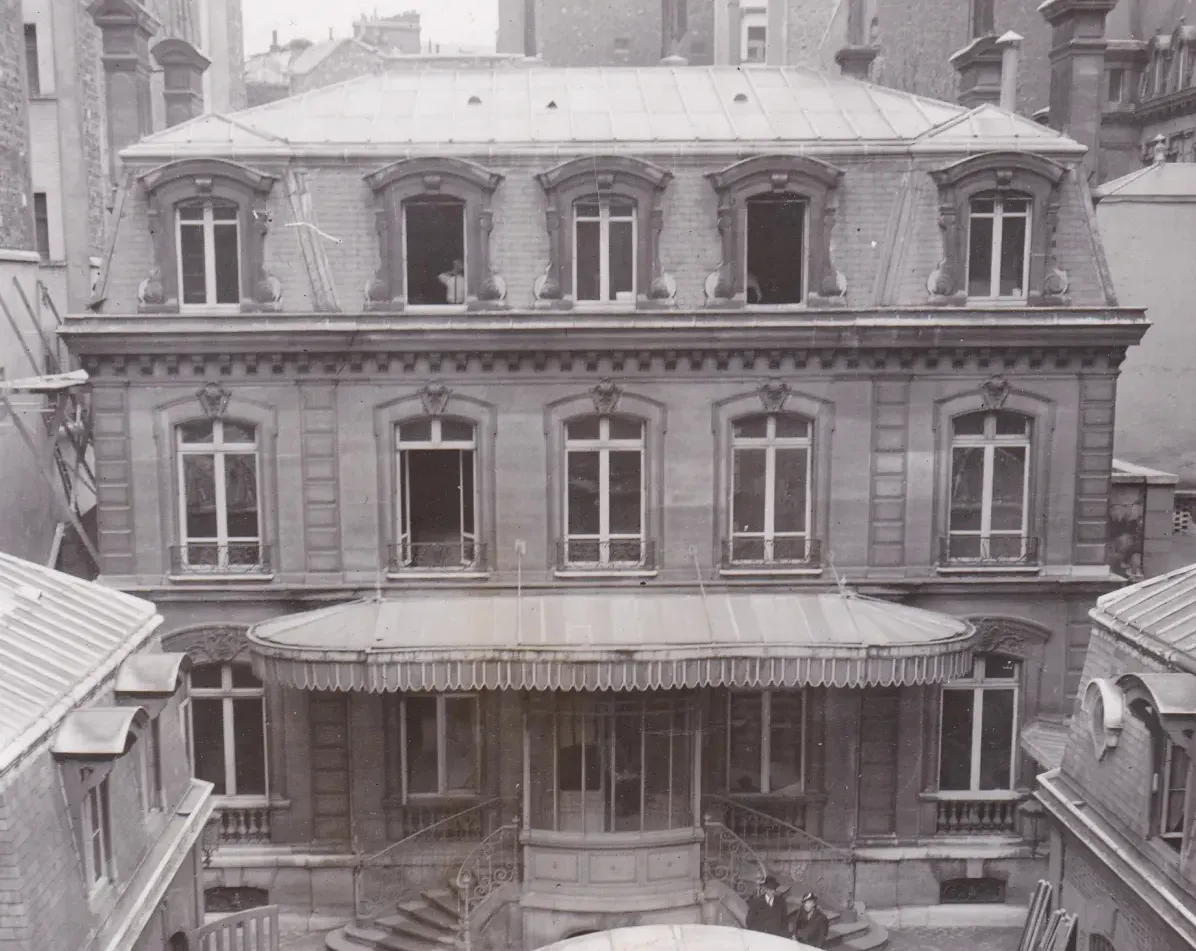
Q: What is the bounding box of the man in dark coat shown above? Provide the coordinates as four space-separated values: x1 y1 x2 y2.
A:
745 875 789 937
793 892 830 948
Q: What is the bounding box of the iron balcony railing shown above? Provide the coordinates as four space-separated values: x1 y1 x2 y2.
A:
556 537 657 571
170 542 271 574
721 537 822 569
938 535 1041 567
387 539 487 572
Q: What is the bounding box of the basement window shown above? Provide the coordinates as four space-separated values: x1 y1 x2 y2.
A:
745 195 806 304
404 198 466 305
940 877 1006 904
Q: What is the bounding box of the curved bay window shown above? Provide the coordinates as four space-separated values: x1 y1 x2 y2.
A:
528 693 694 833
939 654 1020 792
966 194 1030 301
728 413 812 565
176 419 263 572
947 410 1032 565
564 415 646 568
393 418 478 570
574 196 636 304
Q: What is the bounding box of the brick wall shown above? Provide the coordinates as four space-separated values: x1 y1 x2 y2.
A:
0 0 34 252
75 0 108 257
535 0 668 66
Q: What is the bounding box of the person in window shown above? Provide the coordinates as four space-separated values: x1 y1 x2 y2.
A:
438 258 466 304
746 272 763 304
745 874 789 937
793 892 829 948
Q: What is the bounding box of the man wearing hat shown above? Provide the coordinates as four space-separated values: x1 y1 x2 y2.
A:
745 874 789 937
793 891 830 948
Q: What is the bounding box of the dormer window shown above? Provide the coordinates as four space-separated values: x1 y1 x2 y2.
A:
575 197 636 304
746 195 806 304
1157 739 1190 850
403 197 466 305
966 195 1030 301
178 200 241 308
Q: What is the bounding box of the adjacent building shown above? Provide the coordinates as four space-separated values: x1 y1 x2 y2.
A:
1036 563 1196 951
0 552 214 951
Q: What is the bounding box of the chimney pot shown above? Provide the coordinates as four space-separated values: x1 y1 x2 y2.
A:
950 34 1003 108
271 29 279 51
996 30 1022 111
152 38 211 127
835 45 879 81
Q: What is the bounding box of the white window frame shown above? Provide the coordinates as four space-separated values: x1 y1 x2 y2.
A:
741 13 767 63
176 200 241 312
401 198 468 308
729 414 812 563
188 662 268 800
398 693 482 801
563 416 646 567
726 690 807 795
948 411 1032 562
573 197 637 304
1158 739 1191 847
938 655 1021 793
966 195 1031 302
394 418 479 569
82 777 113 890
176 419 263 572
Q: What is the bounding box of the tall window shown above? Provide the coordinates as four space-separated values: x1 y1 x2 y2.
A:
176 419 262 572
188 663 267 798
394 418 478 569
743 24 767 62
574 197 635 303
745 195 805 304
33 192 49 261
726 691 806 795
398 694 480 798
404 198 466 305
939 655 1020 792
662 0 687 56
728 413 812 565
947 410 1032 564
564 415 645 567
177 200 241 307
24 24 40 96
967 195 1030 300
82 777 113 888
1158 739 1190 850
140 719 163 812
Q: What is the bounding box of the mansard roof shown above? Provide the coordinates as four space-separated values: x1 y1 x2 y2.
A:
122 66 1085 159
1093 562 1196 660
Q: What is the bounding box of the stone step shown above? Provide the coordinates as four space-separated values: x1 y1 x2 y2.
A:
326 924 395 950
399 900 459 933
377 914 456 945
421 888 461 920
372 931 446 951
841 927 889 951
825 918 870 948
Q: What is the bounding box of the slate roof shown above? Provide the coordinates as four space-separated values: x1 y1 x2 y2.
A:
1093 563 1196 658
0 554 160 774
122 66 1083 158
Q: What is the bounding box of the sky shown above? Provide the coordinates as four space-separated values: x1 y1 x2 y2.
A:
241 0 500 55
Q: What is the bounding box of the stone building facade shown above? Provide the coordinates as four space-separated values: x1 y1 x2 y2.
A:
65 47 1144 948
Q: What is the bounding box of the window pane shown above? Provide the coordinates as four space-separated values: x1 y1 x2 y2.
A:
994 410 1029 437
643 710 671 831
613 712 644 831
460 450 476 542
967 214 994 297
567 417 601 440
232 698 267 795
769 693 804 793
231 664 262 688
727 694 762 793
949 447 985 533
221 421 256 444
774 448 809 533
952 413 986 437
440 419 474 442
192 698 226 795
978 689 1015 790
732 448 767 535
990 447 1026 532
733 416 768 439
567 451 601 535
608 416 643 441
575 202 600 218
224 454 259 539
399 419 432 443
609 219 634 299
179 222 207 305
608 451 642 535
998 211 1027 297
575 219 601 301
443 697 479 791
939 689 974 791
403 449 466 561
608 197 635 217
190 664 223 689
179 420 214 443
1002 198 1030 215
178 205 204 221
213 223 240 304
212 203 239 221
775 415 809 439
405 697 439 794
183 455 218 539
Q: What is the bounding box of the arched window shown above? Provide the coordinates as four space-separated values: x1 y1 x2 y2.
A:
966 193 1031 300
939 653 1020 792
186 661 267 798
946 410 1032 565
727 413 813 565
392 417 479 570
562 415 646 568
176 198 241 308
174 419 263 573
573 195 636 304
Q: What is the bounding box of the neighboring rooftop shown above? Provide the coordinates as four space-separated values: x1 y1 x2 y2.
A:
0 553 160 773
1093 562 1196 657
1094 161 1196 202
128 66 1083 158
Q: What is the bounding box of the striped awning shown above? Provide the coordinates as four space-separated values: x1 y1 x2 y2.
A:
248 590 976 692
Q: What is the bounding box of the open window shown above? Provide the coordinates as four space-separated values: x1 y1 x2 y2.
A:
393 417 478 570
745 195 807 304
404 198 466 305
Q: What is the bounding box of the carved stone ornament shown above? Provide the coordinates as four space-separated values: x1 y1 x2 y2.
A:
980 374 1012 410
1042 266 1070 300
589 379 624 415
648 271 677 302
476 270 507 303
1082 678 1125 762
533 262 562 303
197 382 232 419
417 382 453 417
160 625 251 665
137 265 166 309
979 631 1028 658
703 262 736 304
365 275 390 306
252 265 283 309
927 258 954 298
757 380 792 413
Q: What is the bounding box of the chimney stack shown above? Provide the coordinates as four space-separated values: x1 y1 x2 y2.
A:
88 0 160 182
997 30 1022 111
1040 0 1117 182
152 38 210 127
835 0 879 81
950 34 1003 107
270 29 279 51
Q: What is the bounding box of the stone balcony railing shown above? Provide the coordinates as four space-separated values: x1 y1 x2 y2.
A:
211 796 272 845
924 789 1031 836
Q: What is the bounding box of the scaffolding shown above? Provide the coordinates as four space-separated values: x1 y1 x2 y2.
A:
0 277 97 569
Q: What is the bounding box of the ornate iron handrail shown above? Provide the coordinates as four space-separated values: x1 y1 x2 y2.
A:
703 794 849 857
702 817 768 900
456 817 522 951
